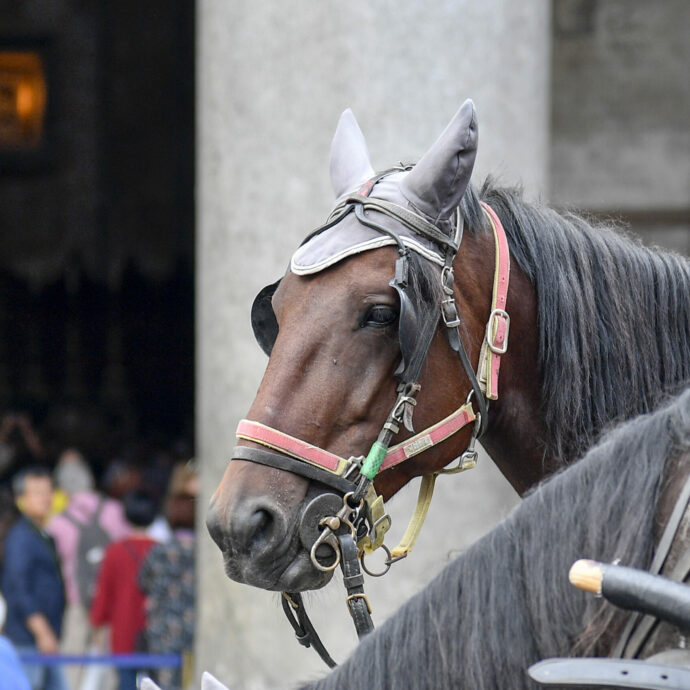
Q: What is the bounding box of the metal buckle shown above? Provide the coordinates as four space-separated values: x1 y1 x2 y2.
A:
438 412 481 474
441 296 462 328
440 266 455 295
345 592 372 615
440 448 478 474
440 265 463 328
392 394 417 423
486 308 510 354
343 455 365 481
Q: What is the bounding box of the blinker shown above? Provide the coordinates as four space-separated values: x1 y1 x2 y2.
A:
251 279 281 356
390 255 442 388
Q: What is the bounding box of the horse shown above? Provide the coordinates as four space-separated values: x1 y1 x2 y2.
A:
206 99 690 598
292 386 690 689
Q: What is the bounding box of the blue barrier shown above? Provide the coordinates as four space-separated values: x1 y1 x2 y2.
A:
18 652 181 668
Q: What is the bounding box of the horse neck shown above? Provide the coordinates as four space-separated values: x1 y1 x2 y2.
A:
453 226 553 495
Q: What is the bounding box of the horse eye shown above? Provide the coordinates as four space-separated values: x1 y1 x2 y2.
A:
362 305 398 328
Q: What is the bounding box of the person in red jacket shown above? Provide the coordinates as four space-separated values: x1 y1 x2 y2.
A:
90 489 157 690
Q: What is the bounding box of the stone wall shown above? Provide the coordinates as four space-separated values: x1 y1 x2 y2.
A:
197 2 550 687
551 0 690 255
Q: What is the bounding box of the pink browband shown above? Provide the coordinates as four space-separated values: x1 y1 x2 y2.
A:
236 202 510 480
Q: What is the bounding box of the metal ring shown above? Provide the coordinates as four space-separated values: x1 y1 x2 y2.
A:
360 544 393 578
310 538 341 573
343 491 363 511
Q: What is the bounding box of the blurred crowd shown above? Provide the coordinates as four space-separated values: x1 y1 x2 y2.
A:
0 410 198 690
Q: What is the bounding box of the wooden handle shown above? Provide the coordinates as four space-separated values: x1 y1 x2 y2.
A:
569 559 603 595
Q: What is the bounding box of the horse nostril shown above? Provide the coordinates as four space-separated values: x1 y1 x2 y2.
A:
232 500 286 556
206 494 287 559
246 508 272 546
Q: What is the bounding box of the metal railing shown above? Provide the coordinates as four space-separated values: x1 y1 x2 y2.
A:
17 652 181 668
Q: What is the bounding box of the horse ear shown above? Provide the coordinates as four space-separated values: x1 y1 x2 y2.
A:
400 99 478 222
329 108 375 198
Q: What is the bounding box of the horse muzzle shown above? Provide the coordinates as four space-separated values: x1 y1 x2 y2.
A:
206 486 343 592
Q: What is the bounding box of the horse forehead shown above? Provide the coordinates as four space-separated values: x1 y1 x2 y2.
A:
276 246 400 310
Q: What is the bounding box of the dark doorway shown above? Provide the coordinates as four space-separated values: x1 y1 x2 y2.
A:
0 1 195 478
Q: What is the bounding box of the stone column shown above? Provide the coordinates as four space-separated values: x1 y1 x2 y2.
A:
197 2 551 686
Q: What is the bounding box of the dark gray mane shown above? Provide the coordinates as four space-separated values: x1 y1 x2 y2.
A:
460 181 690 465
300 386 690 690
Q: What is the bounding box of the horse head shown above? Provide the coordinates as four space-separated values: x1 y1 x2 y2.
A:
206 100 536 593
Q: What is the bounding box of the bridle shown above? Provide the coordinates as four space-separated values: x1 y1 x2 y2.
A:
232 170 511 665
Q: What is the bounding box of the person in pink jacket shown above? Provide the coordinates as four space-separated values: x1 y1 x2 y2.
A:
47 449 129 688
48 450 130 607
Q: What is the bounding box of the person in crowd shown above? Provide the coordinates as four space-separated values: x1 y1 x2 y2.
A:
139 445 175 544
0 485 18 570
1 467 67 690
0 492 30 690
139 461 198 690
146 497 173 545
48 448 130 690
90 488 158 690
49 449 130 606
102 448 173 542
0 593 31 690
101 455 143 501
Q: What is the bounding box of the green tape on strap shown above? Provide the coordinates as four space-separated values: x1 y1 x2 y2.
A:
361 441 388 480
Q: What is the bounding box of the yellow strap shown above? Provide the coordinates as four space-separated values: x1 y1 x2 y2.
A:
389 473 438 560
359 488 391 555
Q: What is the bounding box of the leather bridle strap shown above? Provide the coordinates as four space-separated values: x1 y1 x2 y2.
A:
379 402 476 472
280 532 374 669
235 402 476 481
478 202 510 400
232 445 353 493
345 193 458 253
339 532 375 637
281 592 337 668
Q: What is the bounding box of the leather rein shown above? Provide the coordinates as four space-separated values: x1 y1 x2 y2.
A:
232 180 511 666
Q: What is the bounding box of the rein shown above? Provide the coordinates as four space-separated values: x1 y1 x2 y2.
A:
232 183 510 665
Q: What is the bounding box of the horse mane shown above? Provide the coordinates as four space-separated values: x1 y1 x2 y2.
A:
301 387 690 690
459 181 690 466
